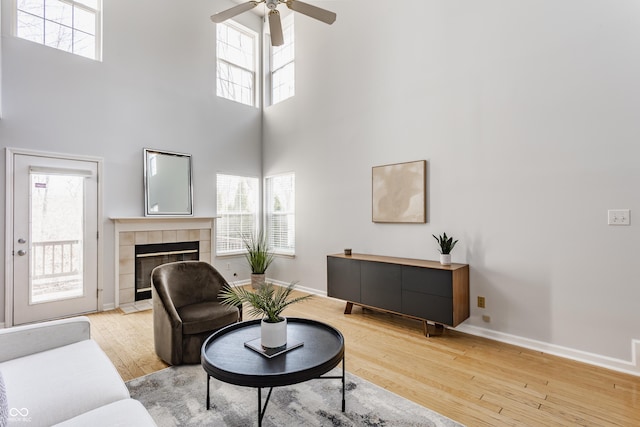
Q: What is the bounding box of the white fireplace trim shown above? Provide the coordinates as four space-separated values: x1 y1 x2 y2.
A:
112 217 216 307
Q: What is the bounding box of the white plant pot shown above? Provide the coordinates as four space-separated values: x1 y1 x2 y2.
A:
261 317 287 349
440 254 452 265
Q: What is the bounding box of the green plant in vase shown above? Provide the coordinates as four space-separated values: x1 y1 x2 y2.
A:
220 282 313 348
432 232 458 265
243 231 275 289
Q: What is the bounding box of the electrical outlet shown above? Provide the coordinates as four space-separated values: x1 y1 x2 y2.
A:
226 262 231 270
482 315 491 322
477 296 486 308
608 209 630 225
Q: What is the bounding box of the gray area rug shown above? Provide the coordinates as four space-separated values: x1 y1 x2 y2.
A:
127 364 464 427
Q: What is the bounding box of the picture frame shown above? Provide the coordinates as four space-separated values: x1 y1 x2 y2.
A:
372 160 426 223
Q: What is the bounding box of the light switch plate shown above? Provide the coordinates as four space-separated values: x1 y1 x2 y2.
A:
608 209 630 225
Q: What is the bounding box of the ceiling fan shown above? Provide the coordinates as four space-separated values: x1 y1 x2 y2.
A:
210 0 337 46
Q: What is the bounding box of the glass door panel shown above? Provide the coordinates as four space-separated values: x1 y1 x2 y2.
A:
30 173 85 304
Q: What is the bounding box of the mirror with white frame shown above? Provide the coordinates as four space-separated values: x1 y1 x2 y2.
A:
144 149 193 216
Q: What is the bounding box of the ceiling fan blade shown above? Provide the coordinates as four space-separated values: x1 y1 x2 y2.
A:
210 1 260 23
269 10 284 46
286 0 336 25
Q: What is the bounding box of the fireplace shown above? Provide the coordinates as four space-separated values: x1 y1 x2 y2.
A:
134 241 200 301
113 216 214 307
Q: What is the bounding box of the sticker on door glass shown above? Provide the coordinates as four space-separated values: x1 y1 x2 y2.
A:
35 183 47 188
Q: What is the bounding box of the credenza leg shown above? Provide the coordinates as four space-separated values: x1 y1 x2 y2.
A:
424 322 445 337
344 302 354 314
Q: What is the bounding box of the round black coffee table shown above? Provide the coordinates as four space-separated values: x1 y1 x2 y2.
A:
201 317 345 426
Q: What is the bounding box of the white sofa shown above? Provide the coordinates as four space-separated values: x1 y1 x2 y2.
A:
0 316 156 427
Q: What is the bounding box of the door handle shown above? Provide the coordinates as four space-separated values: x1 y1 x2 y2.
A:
17 250 27 256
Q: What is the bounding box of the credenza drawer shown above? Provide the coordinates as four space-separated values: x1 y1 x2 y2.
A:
327 256 361 302
361 261 402 313
402 266 453 298
402 291 453 325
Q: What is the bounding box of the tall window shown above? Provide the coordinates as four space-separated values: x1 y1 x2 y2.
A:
216 174 259 255
216 21 258 107
15 0 102 60
265 173 295 255
271 16 294 105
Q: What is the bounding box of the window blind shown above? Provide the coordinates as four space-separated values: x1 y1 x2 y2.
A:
265 173 295 255
216 174 259 255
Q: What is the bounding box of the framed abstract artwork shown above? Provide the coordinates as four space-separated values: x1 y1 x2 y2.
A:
372 160 426 223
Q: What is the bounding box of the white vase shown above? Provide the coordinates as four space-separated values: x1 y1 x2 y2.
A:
261 317 287 349
440 254 451 265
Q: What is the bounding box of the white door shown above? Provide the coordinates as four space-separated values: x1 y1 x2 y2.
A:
12 153 99 325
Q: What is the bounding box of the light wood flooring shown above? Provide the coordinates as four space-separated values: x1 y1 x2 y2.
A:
88 294 640 426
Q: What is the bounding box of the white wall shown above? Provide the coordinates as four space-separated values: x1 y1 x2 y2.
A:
263 0 640 369
0 0 263 321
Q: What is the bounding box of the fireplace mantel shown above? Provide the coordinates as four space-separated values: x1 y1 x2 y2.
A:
112 216 217 306
112 216 217 232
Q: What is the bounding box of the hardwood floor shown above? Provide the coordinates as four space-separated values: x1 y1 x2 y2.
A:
88 294 640 426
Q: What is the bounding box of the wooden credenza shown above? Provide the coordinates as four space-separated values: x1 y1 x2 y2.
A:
327 253 469 336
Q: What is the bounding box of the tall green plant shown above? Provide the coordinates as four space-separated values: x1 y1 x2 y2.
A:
244 231 275 274
220 282 313 323
432 232 458 255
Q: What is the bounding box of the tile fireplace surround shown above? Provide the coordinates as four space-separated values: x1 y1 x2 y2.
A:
112 217 214 306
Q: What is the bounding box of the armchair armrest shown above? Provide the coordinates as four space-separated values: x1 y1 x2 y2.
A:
0 316 91 363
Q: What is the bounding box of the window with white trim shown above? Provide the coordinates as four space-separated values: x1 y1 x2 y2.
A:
216 21 258 107
216 174 259 255
15 0 102 60
265 173 295 255
271 16 294 105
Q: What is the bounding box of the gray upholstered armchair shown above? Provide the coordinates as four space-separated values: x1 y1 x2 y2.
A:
151 261 240 365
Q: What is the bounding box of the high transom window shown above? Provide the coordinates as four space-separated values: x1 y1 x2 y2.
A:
271 16 294 105
15 0 102 60
216 21 258 107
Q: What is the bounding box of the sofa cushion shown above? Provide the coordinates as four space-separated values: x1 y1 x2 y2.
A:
177 301 238 335
53 399 156 427
0 317 90 363
0 340 129 427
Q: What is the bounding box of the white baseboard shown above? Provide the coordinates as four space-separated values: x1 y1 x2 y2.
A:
233 278 327 297
102 303 115 312
229 279 251 287
455 324 640 377
0 322 4 329
266 279 327 297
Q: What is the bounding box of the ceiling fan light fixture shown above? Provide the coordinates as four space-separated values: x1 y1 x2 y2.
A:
266 0 279 10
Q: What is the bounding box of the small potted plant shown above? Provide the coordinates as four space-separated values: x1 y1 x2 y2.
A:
433 232 458 265
243 231 275 289
219 282 313 349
